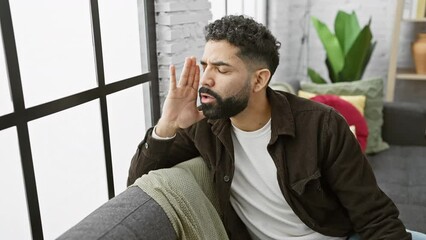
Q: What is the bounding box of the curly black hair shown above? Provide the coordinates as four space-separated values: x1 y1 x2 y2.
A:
204 15 281 81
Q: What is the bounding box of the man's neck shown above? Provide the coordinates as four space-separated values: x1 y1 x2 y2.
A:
230 91 271 132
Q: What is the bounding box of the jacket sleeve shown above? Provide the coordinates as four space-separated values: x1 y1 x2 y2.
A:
322 109 411 240
127 126 200 186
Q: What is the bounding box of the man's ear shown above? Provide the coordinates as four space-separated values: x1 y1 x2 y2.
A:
253 69 271 92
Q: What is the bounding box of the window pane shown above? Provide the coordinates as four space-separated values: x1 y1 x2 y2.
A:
254 0 266 25
227 0 243 15
209 0 226 21
0 127 32 239
107 84 148 194
9 0 97 107
138 0 149 73
99 0 149 84
209 0 266 24
28 100 107 239
0 24 13 116
243 0 256 19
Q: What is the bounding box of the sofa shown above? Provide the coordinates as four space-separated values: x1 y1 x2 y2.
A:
58 84 426 239
368 101 426 232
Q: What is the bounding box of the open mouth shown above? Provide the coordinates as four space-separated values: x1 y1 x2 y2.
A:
200 93 216 104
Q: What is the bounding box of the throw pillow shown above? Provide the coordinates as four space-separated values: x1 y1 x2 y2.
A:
310 95 369 152
300 78 389 154
298 90 366 116
270 82 296 95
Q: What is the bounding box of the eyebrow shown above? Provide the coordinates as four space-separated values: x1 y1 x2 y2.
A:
200 60 232 67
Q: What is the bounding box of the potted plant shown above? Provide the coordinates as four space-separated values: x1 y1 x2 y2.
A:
302 10 390 154
307 10 376 83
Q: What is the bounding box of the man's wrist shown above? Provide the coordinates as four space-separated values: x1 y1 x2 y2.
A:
152 126 176 140
155 120 178 138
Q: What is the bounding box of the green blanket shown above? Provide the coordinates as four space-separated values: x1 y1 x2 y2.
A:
132 157 229 240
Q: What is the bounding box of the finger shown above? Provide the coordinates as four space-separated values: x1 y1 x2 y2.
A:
193 64 200 89
187 57 196 87
169 64 177 90
178 57 192 87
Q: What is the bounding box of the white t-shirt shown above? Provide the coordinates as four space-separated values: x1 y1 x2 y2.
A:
230 119 345 240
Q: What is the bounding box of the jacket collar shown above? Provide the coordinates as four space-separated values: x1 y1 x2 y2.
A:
207 87 296 140
267 87 296 139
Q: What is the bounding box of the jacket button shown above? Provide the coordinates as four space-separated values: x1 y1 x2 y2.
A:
145 143 149 149
223 175 230 182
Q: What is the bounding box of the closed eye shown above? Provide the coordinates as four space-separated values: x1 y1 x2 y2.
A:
200 60 232 74
217 68 228 74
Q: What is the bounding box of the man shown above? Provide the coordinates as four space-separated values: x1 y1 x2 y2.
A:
127 15 410 239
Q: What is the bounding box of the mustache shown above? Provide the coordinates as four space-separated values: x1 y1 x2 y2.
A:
199 87 221 100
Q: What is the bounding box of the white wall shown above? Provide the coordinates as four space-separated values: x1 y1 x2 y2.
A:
269 0 397 85
268 0 426 104
155 0 426 104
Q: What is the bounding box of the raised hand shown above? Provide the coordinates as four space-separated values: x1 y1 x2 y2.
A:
155 57 205 137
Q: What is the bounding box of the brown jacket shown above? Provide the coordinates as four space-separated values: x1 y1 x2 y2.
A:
128 87 410 240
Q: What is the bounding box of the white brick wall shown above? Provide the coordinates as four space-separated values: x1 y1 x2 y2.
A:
155 0 212 106
155 0 423 103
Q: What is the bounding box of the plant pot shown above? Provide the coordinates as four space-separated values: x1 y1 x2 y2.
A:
412 33 426 74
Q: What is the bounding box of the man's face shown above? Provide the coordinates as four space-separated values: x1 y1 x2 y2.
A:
199 40 253 119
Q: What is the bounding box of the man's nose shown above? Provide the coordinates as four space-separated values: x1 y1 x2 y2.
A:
200 68 215 87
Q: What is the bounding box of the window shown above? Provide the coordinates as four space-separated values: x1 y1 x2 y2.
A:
0 24 12 116
209 0 268 25
0 0 159 238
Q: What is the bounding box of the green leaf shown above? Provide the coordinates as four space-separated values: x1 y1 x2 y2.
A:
311 16 344 81
308 68 327 84
325 58 337 83
309 12 375 83
340 24 373 81
360 41 377 78
334 11 361 55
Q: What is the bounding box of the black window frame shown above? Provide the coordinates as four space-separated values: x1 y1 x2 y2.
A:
0 0 160 238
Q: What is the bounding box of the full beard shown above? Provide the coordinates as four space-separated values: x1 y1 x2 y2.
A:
199 82 250 120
